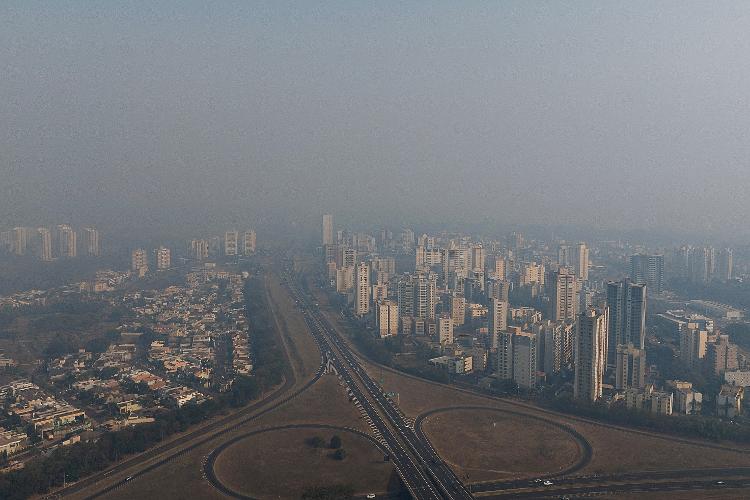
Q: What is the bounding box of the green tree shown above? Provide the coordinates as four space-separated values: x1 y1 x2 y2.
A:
307 436 326 448
84 337 111 353
333 448 346 460
329 435 342 449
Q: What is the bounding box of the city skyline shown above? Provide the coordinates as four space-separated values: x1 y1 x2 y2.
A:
3 3 750 498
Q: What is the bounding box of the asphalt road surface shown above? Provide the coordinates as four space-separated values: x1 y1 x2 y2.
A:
283 268 473 500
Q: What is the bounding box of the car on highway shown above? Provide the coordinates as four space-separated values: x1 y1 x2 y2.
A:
366 494 376 499
543 480 554 486
125 476 133 481
716 480 726 485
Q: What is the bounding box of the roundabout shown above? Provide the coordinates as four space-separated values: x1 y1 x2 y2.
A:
415 406 592 484
205 424 399 499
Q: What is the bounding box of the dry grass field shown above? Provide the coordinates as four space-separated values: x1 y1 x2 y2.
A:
615 488 750 499
84 373 371 500
421 408 582 482
267 274 322 381
250 372 372 432
570 418 750 475
212 427 397 499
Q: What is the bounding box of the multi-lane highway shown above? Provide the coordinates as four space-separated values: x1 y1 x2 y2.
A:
285 267 750 500
283 269 473 500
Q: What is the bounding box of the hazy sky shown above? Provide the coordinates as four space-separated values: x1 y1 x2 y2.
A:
2 2 749 239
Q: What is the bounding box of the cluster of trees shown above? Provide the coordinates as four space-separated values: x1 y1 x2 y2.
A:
242 277 286 391
545 395 750 443
0 402 222 499
725 322 750 352
669 278 750 312
307 434 343 450
0 276 286 500
0 255 117 295
348 327 393 366
306 434 347 460
347 323 451 384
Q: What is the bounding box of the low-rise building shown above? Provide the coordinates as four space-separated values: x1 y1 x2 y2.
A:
667 380 703 415
717 385 744 419
116 399 143 415
429 355 473 374
0 428 27 456
624 384 673 415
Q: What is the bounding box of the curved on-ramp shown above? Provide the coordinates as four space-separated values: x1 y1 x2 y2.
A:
204 424 392 499
414 406 593 486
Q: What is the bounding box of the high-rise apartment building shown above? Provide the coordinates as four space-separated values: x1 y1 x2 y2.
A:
688 247 715 284
630 254 664 293
224 231 239 256
520 262 545 286
416 246 442 269
486 279 510 303
81 227 100 256
532 320 565 374
488 298 509 338
574 308 609 401
513 332 538 389
243 230 256 255
615 344 647 390
558 244 572 268
400 228 415 252
470 245 485 272
552 268 578 322
335 266 355 293
57 225 77 258
322 214 334 246
509 231 524 250
706 334 739 376
496 331 514 381
0 231 12 253
397 272 437 321
450 294 466 326
354 262 370 317
156 246 171 270
372 283 388 304
190 239 209 260
717 248 733 282
680 328 708 370
208 236 221 257
443 245 469 284
606 280 647 368
131 248 148 275
575 243 589 281
437 314 454 345
336 246 357 268
376 300 399 338
37 228 52 261
12 227 30 256
371 256 396 277
492 256 506 280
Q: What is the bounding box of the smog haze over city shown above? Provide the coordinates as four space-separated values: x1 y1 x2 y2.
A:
3 2 750 241
4 3 750 500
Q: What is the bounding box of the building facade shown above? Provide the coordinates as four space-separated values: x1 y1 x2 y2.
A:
606 279 647 367
574 308 608 401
